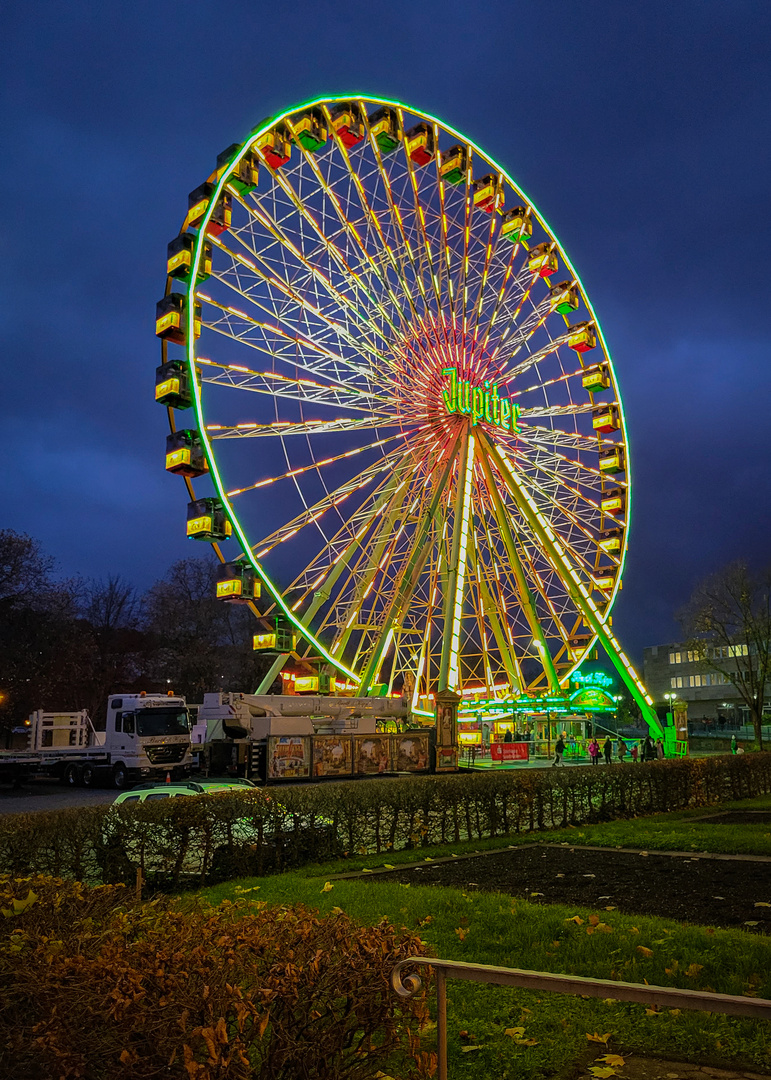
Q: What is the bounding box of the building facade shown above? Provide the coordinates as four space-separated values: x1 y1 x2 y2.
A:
643 642 758 722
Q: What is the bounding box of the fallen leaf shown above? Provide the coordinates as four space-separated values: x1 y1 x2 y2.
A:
566 916 585 925
461 1045 485 1053
504 1028 526 1038
669 1009 681 1016
589 1067 617 1078
515 1038 539 1046
361 868 373 874
713 896 725 900
598 1054 626 1067
424 857 433 862
637 946 654 958
628 927 640 934
588 915 600 927
744 921 759 927
586 1032 611 1045
531 892 544 897
684 963 703 978
754 902 771 908
454 927 469 941
321 882 334 893
605 906 617 911
645 1007 660 1016
602 998 617 1005
383 864 395 870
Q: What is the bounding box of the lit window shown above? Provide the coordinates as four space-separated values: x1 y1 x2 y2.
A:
669 652 676 664
676 676 683 688
670 677 677 688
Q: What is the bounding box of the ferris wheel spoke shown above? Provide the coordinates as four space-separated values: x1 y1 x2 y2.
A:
223 431 406 499
518 422 619 453
399 121 450 324
270 457 424 633
198 292 378 384
518 402 599 420
207 416 400 440
253 153 409 342
472 235 528 359
229 186 398 349
497 329 579 385
195 358 385 412
283 116 418 332
513 359 592 400
317 105 427 327
248 454 401 564
209 232 391 369
362 113 432 315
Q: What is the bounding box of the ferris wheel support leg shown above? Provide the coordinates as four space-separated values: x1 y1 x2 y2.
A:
254 654 289 696
438 431 475 693
476 443 560 694
482 435 664 739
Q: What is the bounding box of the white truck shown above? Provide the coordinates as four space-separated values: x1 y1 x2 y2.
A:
0 694 194 789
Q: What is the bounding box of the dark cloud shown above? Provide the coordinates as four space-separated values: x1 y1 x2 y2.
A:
2 0 770 660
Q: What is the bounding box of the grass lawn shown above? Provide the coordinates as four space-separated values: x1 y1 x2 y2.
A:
201 867 771 1078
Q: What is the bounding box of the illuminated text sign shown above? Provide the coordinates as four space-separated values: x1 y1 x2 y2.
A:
441 366 520 432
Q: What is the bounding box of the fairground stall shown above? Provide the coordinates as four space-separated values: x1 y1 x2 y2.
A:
457 671 620 766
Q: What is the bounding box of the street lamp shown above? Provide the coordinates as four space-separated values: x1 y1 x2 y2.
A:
664 692 676 715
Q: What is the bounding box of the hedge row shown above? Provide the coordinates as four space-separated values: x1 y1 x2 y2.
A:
1 753 770 888
0 875 432 1079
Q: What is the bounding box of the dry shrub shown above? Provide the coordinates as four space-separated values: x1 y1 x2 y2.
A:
0 875 433 1080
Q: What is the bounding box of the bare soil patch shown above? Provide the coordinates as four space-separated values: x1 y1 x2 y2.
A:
363 846 771 931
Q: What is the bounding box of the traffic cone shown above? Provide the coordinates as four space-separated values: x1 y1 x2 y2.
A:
166 771 171 784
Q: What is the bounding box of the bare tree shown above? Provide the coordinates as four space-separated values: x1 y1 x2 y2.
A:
679 561 771 749
0 529 54 604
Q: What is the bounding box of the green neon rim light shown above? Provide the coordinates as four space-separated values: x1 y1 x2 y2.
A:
178 93 636 700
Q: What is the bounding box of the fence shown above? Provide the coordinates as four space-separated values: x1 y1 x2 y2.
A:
391 956 771 1080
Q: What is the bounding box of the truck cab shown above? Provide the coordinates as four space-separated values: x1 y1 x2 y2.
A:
105 694 193 788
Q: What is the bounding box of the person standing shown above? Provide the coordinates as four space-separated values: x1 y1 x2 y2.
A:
617 738 627 762
504 728 513 743
731 733 737 755
656 737 665 760
552 735 566 767
630 743 638 763
588 738 600 765
603 737 613 764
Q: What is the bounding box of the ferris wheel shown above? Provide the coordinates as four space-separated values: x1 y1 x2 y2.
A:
155 94 658 727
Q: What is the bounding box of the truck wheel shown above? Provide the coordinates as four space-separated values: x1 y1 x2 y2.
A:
112 763 128 789
80 764 95 788
61 764 80 787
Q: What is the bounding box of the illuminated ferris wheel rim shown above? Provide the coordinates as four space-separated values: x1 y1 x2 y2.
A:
176 92 633 694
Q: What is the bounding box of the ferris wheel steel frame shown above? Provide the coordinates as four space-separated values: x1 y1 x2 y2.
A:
164 92 661 736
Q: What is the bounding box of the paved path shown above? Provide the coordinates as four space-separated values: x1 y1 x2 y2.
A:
0 782 117 815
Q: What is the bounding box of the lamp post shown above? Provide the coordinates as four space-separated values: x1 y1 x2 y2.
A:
664 692 676 720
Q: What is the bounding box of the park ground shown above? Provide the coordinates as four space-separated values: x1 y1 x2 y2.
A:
200 793 771 1080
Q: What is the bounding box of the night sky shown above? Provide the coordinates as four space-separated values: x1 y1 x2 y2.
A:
3 0 770 663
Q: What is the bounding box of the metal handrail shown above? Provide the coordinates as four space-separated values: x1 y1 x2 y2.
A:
392 956 771 1080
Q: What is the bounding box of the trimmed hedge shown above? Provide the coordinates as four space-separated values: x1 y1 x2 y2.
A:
0 875 432 1079
1 754 770 887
